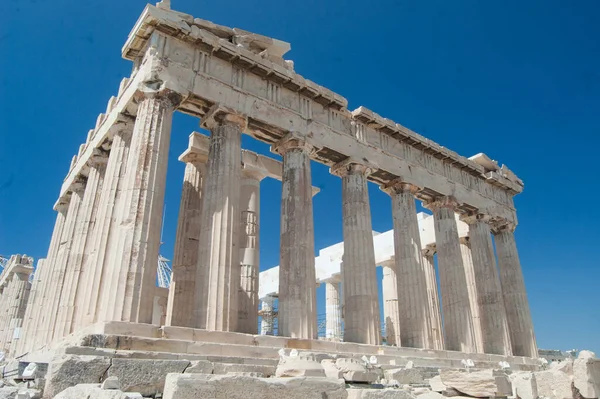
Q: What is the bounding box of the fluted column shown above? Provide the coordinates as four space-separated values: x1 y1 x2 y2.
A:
383 181 432 348
272 132 317 339
493 223 537 357
83 127 133 327
325 281 342 340
16 258 45 355
422 249 444 350
105 92 179 324
382 261 400 346
425 196 476 353
44 182 85 343
460 238 484 353
462 214 512 355
2 264 33 355
332 159 380 345
194 108 245 331
260 296 275 336
57 152 107 338
237 168 264 334
166 160 205 327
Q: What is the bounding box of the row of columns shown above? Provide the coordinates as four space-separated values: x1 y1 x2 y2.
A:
17 91 181 354
0 255 33 356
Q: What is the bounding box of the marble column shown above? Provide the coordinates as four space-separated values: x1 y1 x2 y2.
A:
260 296 275 336
57 152 107 338
332 159 380 345
194 109 245 331
166 159 205 328
462 214 512 355
237 168 264 334
422 249 444 350
45 181 85 343
425 196 476 353
107 92 178 324
384 181 432 348
1 263 33 355
30 202 68 350
382 261 401 346
493 223 537 358
325 281 342 340
272 132 317 339
83 127 133 326
16 258 45 355
460 238 484 353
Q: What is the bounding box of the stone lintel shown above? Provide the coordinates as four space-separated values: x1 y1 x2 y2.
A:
199 104 247 131
329 158 374 178
491 219 517 234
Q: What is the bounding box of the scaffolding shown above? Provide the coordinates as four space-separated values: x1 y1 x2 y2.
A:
157 255 172 288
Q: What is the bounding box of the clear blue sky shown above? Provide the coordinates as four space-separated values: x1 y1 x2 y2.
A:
1 0 598 353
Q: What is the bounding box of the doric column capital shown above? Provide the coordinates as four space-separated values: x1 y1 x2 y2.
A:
422 245 436 257
459 236 470 246
423 195 459 211
89 148 109 168
135 86 183 109
271 131 315 155
381 178 420 196
200 103 247 131
491 219 517 234
241 165 267 182
71 175 87 195
330 158 373 177
460 212 492 225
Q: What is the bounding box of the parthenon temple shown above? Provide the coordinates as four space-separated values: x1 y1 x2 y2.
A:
0 2 551 397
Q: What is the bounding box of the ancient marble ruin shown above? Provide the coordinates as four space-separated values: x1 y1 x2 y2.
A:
2 2 582 398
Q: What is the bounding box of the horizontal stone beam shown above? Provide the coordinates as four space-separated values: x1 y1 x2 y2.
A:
180 132 320 195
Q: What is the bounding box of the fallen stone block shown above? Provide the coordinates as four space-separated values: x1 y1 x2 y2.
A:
16 389 41 399
428 375 446 392
336 358 378 383
322 359 344 379
0 387 19 399
43 355 111 398
574 351 600 399
535 367 573 399
510 371 538 399
52 384 136 399
101 376 121 390
107 358 190 397
212 362 275 377
414 392 445 399
440 369 511 398
275 351 325 377
183 360 214 374
384 368 425 384
162 374 347 399
347 387 415 398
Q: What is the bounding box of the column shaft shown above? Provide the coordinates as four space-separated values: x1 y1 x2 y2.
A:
166 161 204 327
107 94 176 323
336 162 380 345
422 253 444 349
57 161 106 337
17 259 45 355
460 240 484 352
325 281 342 340
427 197 476 352
388 183 432 348
237 171 262 334
45 188 84 343
275 134 317 339
195 114 243 331
4 271 32 355
84 129 132 326
382 263 401 346
494 227 537 357
260 297 274 336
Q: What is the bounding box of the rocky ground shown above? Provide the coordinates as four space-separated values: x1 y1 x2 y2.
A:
0 349 597 398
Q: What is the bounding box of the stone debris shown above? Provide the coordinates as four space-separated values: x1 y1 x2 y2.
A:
439 369 511 398
52 383 140 399
101 376 121 390
347 387 415 398
183 360 214 374
43 355 110 398
535 360 575 399
384 368 425 384
509 371 538 399
275 351 325 378
336 358 379 383
162 374 347 399
106 359 190 397
574 350 600 399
